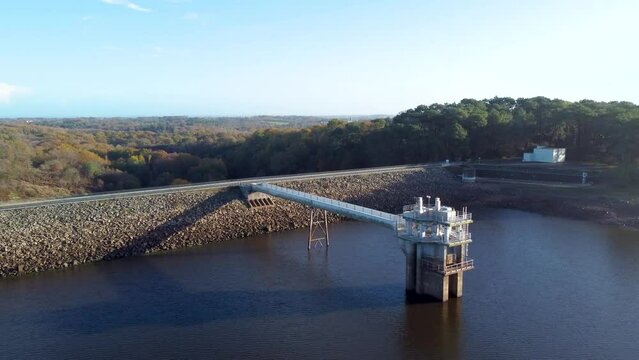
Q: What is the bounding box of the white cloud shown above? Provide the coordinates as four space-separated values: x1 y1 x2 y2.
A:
100 0 151 13
0 83 30 104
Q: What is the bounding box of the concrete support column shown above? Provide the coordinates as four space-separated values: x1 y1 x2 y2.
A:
404 243 416 292
415 243 423 294
418 271 449 302
450 272 463 298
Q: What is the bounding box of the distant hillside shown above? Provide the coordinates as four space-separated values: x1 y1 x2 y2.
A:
1 97 637 202
0 115 391 132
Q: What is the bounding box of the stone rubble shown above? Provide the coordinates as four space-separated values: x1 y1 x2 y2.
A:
0 168 460 277
1 166 637 278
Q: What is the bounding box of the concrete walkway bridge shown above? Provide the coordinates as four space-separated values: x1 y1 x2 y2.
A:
245 182 475 302
249 183 400 230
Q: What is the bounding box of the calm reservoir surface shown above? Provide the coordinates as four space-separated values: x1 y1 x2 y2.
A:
1 208 638 359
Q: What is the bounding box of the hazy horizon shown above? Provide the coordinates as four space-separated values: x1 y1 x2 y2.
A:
0 113 394 120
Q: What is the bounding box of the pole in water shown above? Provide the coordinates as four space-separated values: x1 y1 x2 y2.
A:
324 210 330 247
308 209 313 250
307 208 329 251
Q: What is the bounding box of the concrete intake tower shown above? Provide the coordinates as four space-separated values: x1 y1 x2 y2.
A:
397 197 474 301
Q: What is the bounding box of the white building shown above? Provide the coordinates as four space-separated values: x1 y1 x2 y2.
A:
523 146 566 163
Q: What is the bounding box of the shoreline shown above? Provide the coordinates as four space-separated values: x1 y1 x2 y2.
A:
1 167 637 278
458 181 639 231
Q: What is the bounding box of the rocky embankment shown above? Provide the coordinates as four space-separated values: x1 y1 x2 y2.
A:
1 166 636 278
0 167 468 277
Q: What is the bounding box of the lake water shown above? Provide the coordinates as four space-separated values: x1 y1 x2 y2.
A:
1 208 638 359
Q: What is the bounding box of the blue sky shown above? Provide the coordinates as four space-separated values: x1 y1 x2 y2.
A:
0 0 637 117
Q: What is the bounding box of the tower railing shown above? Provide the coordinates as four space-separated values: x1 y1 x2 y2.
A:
397 230 472 245
422 259 475 275
402 209 472 224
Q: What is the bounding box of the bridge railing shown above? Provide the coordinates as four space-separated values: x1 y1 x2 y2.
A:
254 183 398 224
395 218 406 235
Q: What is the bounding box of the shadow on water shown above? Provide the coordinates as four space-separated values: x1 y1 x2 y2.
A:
102 188 238 260
41 215 402 336
40 266 400 335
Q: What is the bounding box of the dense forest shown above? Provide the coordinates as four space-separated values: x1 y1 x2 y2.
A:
1 97 638 201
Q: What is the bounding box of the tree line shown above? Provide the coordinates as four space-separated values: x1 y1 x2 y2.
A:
1 96 637 201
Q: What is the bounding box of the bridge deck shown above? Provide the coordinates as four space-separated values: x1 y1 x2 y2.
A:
249 183 399 229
